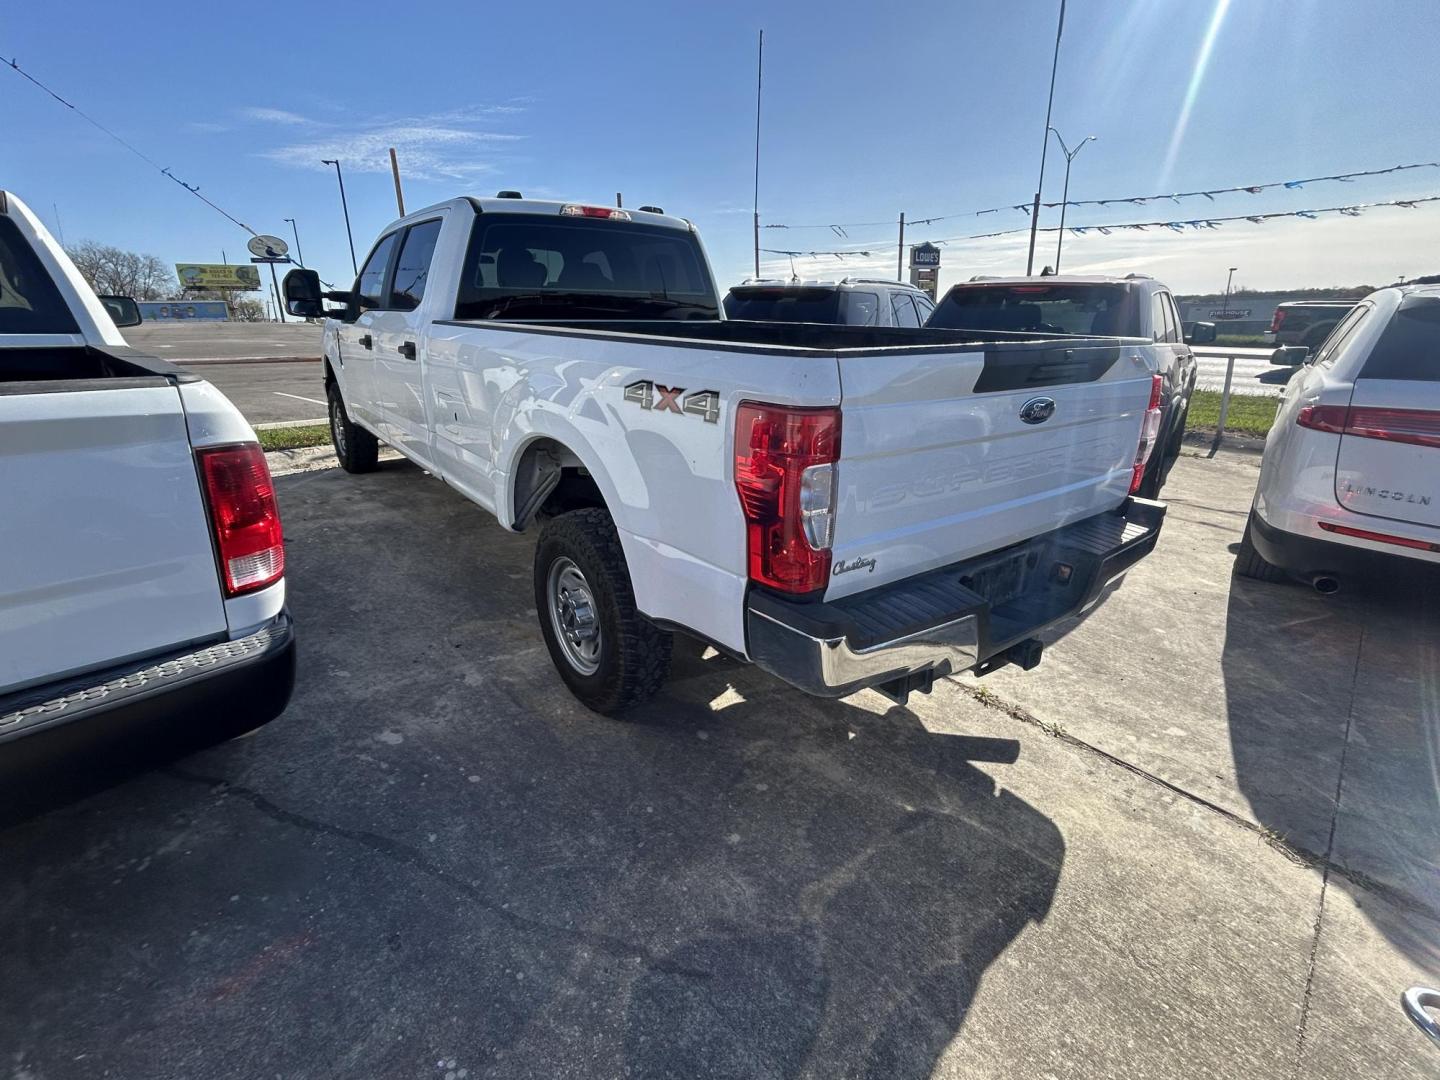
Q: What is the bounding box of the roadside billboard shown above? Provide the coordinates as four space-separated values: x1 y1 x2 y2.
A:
175 263 262 291
138 300 229 321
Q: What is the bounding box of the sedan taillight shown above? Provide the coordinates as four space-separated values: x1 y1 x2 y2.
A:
197 443 285 597
734 402 841 593
1298 405 1440 449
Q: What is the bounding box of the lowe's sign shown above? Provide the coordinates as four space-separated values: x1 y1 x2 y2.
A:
909 242 941 269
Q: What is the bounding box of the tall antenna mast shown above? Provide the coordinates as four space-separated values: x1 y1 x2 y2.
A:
753 29 764 279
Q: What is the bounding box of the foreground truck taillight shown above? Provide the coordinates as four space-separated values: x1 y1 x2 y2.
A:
734 402 841 594
197 443 285 597
1130 375 1165 494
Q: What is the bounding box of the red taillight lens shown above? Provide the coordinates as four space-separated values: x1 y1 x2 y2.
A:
1129 375 1165 494
734 402 841 593
559 204 632 220
1270 309 1287 333
1297 404 1440 448
198 443 285 597
1343 406 1440 450
1296 404 1348 433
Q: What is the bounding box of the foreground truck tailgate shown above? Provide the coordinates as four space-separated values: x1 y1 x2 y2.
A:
0 384 229 695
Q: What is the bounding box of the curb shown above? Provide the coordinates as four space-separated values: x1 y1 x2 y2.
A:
254 417 327 431
179 356 322 366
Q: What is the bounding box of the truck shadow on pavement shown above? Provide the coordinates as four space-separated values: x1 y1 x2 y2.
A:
1221 567 1440 969
0 462 1065 1080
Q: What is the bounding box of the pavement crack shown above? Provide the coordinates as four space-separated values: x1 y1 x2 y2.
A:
161 766 710 980
1292 626 1364 1077
952 677 1440 927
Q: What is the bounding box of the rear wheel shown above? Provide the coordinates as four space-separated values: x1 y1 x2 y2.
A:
328 382 379 473
1234 511 1287 583
533 508 672 714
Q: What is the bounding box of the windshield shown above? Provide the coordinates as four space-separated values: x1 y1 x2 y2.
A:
454 214 719 320
0 215 79 335
928 282 1139 336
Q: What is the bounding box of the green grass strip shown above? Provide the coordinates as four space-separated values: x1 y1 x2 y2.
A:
257 424 332 452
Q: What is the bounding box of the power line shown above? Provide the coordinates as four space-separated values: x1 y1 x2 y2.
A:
765 195 1440 260
763 160 1440 231
4 54 258 236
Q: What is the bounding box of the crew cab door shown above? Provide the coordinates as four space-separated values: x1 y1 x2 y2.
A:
370 217 444 467
827 340 1154 600
336 229 400 429
1334 296 1440 528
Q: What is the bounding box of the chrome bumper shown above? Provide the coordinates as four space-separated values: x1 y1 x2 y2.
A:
746 497 1165 699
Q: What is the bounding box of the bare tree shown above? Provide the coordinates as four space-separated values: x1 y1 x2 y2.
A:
65 241 175 300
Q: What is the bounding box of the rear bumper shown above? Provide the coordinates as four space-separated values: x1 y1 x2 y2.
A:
0 613 295 810
1249 510 1437 577
746 498 1164 698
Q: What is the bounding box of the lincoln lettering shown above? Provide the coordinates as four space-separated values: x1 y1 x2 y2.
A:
1342 483 1432 506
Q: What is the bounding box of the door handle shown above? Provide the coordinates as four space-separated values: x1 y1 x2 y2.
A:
358 334 373 350
398 341 417 360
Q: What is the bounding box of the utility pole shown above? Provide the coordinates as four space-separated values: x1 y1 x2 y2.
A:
269 263 286 323
1049 128 1096 273
1025 0 1067 276
897 212 906 281
283 218 305 267
389 147 406 216
321 159 358 276
616 192 623 208
1222 266 1238 317
752 29 764 280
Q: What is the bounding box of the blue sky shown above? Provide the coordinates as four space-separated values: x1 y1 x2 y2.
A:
5 0 1439 298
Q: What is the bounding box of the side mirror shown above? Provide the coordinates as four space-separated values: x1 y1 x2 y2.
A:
1184 321 1216 345
283 268 326 318
1273 345 1311 366
98 295 142 328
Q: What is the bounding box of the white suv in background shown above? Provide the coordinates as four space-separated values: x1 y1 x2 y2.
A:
1236 285 1440 591
723 278 936 327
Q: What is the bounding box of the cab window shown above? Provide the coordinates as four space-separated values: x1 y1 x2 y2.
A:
355 231 400 312
390 220 443 313
890 292 921 328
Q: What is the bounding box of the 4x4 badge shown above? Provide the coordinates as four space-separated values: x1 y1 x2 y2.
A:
624 380 721 423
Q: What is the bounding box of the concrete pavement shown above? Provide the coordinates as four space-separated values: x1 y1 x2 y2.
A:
2 453 1436 1078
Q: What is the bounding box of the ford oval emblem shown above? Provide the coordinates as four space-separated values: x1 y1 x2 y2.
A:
1019 397 1056 425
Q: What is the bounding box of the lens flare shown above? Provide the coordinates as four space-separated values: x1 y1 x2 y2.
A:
1160 0 1233 186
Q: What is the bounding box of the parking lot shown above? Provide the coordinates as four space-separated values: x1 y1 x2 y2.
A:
3 448 1435 1079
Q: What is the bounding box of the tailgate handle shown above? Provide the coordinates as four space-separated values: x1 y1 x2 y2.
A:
358 334 373 350
398 341 417 360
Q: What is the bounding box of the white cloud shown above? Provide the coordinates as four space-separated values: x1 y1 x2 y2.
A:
245 105 527 182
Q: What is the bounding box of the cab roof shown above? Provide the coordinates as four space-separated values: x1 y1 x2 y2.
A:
386 195 695 233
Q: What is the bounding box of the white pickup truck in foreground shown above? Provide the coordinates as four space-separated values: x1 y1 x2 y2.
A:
0 191 294 799
287 194 1166 714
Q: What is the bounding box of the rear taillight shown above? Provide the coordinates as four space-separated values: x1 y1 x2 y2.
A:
1129 375 1165 494
197 443 285 597
734 402 841 593
559 204 632 220
1317 520 1440 552
1269 309 1287 333
1298 405 1440 449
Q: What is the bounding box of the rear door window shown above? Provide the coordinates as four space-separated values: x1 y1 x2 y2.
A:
1163 294 1183 343
389 219 443 312
355 230 400 312
890 292 921 327
914 293 935 323
0 216 80 334
842 291 880 325
1311 303 1371 367
1359 297 1440 380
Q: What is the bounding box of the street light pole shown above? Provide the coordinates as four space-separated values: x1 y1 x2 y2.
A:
1025 0 1067 276
1222 266 1238 317
1049 128 1096 273
283 217 305 267
321 158 358 277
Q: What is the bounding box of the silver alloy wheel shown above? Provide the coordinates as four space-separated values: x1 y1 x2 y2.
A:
547 556 602 675
330 397 348 458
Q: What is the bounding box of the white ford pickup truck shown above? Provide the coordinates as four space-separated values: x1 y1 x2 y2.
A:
287 194 1166 714
0 191 294 797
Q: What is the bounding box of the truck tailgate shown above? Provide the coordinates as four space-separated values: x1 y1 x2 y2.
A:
0 385 229 694
828 342 1149 599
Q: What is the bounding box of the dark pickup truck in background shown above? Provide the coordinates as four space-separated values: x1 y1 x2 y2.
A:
1266 300 1359 355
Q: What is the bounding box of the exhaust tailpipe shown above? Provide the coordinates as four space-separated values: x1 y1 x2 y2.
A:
1311 574 1340 595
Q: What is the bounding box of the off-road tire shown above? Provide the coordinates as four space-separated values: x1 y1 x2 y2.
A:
1234 511 1287 583
328 382 379 473
534 508 673 714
